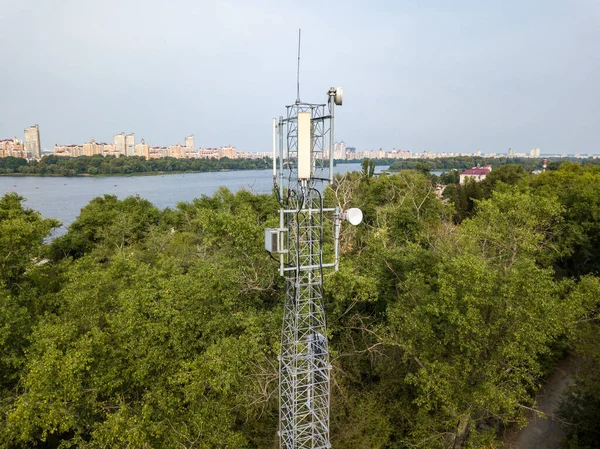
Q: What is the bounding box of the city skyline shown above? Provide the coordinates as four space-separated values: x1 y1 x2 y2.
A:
1 0 599 154
0 123 576 158
2 123 595 160
50 130 253 159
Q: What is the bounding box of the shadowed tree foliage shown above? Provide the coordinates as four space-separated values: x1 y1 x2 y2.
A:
440 169 460 185
446 177 484 223
559 283 600 449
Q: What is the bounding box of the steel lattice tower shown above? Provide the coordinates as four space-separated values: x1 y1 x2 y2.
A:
279 184 330 449
266 89 343 449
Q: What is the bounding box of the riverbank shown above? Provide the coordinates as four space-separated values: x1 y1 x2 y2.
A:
0 168 251 178
0 155 271 178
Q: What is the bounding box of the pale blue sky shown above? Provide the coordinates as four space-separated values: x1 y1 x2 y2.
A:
1 0 599 154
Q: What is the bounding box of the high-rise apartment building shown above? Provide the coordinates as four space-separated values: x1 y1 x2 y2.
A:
168 143 185 159
125 133 135 156
333 141 346 159
507 148 515 158
82 139 103 156
0 138 25 158
102 144 118 156
185 135 195 151
114 133 126 155
24 125 41 159
135 139 149 159
217 146 237 158
54 144 84 157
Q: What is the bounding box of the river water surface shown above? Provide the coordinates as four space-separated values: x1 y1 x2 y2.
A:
0 163 387 234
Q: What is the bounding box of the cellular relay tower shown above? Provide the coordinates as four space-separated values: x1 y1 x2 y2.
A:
265 81 362 447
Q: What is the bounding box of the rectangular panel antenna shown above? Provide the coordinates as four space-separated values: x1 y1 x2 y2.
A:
297 111 311 180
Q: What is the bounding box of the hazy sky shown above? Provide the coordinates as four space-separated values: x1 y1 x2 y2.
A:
1 0 599 154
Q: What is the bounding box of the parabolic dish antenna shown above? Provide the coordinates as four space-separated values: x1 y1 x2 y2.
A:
346 208 363 225
334 87 343 106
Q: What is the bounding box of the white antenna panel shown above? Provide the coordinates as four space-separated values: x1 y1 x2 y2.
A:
297 111 312 180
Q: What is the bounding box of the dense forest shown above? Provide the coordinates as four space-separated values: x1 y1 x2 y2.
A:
387 156 600 172
0 155 271 176
0 161 599 448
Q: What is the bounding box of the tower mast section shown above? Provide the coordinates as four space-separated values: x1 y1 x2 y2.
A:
266 84 348 449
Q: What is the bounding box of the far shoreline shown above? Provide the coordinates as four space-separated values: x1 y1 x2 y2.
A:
0 168 272 178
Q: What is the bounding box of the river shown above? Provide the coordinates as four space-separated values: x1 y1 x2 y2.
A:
0 163 389 234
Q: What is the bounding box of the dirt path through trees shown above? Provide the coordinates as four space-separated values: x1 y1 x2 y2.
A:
504 356 579 449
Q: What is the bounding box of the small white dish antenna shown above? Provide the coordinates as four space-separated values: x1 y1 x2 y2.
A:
345 208 363 226
334 87 343 106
